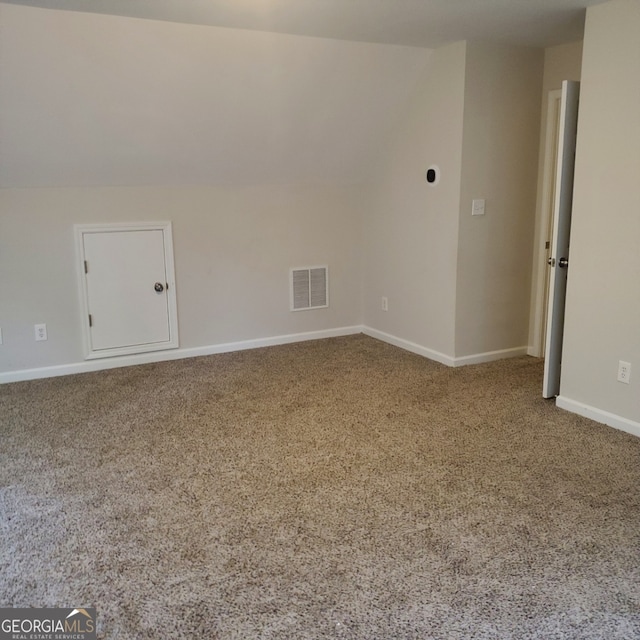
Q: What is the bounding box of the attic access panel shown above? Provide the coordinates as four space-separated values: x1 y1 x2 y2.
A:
76 222 179 359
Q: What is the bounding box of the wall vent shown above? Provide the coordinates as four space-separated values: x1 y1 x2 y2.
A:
290 266 328 311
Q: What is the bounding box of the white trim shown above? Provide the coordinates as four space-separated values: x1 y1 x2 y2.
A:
7 326 637 442
0 325 532 384
0 326 363 384
556 395 640 439
452 346 529 367
361 327 455 366
362 327 528 368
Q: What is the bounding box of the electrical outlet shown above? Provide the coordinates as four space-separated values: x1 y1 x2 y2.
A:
617 360 631 384
35 323 48 341
381 296 388 312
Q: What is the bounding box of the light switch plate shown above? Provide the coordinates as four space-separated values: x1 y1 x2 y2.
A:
472 199 486 216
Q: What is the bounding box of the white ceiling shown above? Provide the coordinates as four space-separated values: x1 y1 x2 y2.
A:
1 0 602 48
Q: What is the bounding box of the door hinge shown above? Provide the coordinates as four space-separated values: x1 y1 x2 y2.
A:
88 314 93 327
84 260 88 274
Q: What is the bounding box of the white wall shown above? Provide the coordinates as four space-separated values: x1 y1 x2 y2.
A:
456 42 543 358
558 0 640 429
363 41 544 363
0 4 432 188
362 42 466 360
0 185 366 372
0 3 433 377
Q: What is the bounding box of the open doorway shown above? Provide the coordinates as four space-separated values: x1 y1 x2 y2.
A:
530 89 562 360
529 81 580 398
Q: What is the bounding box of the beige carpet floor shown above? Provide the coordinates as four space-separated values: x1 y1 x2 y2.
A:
1 334 639 639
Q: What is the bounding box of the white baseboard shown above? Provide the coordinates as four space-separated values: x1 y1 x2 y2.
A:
452 346 529 367
362 327 528 368
556 395 640 439
7 329 637 442
0 325 364 384
0 325 532 384
361 327 455 366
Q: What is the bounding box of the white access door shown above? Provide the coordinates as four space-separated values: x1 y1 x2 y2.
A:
77 223 179 359
542 81 580 398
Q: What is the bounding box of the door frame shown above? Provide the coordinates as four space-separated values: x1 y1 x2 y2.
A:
530 89 562 358
75 221 179 360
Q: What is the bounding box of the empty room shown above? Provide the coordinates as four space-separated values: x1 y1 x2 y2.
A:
1 0 638 638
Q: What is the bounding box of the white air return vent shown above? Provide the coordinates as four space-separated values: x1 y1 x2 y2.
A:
290 266 328 311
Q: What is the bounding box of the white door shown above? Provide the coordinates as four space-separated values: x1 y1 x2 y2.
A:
77 222 179 359
542 81 580 398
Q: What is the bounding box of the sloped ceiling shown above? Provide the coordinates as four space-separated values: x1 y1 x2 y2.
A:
0 4 437 187
0 1 597 188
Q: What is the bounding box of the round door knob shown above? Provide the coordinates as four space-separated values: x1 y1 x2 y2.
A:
154 282 164 292
558 257 569 269
547 257 556 267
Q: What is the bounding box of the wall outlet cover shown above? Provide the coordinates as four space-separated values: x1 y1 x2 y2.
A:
617 360 631 384
35 323 48 341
